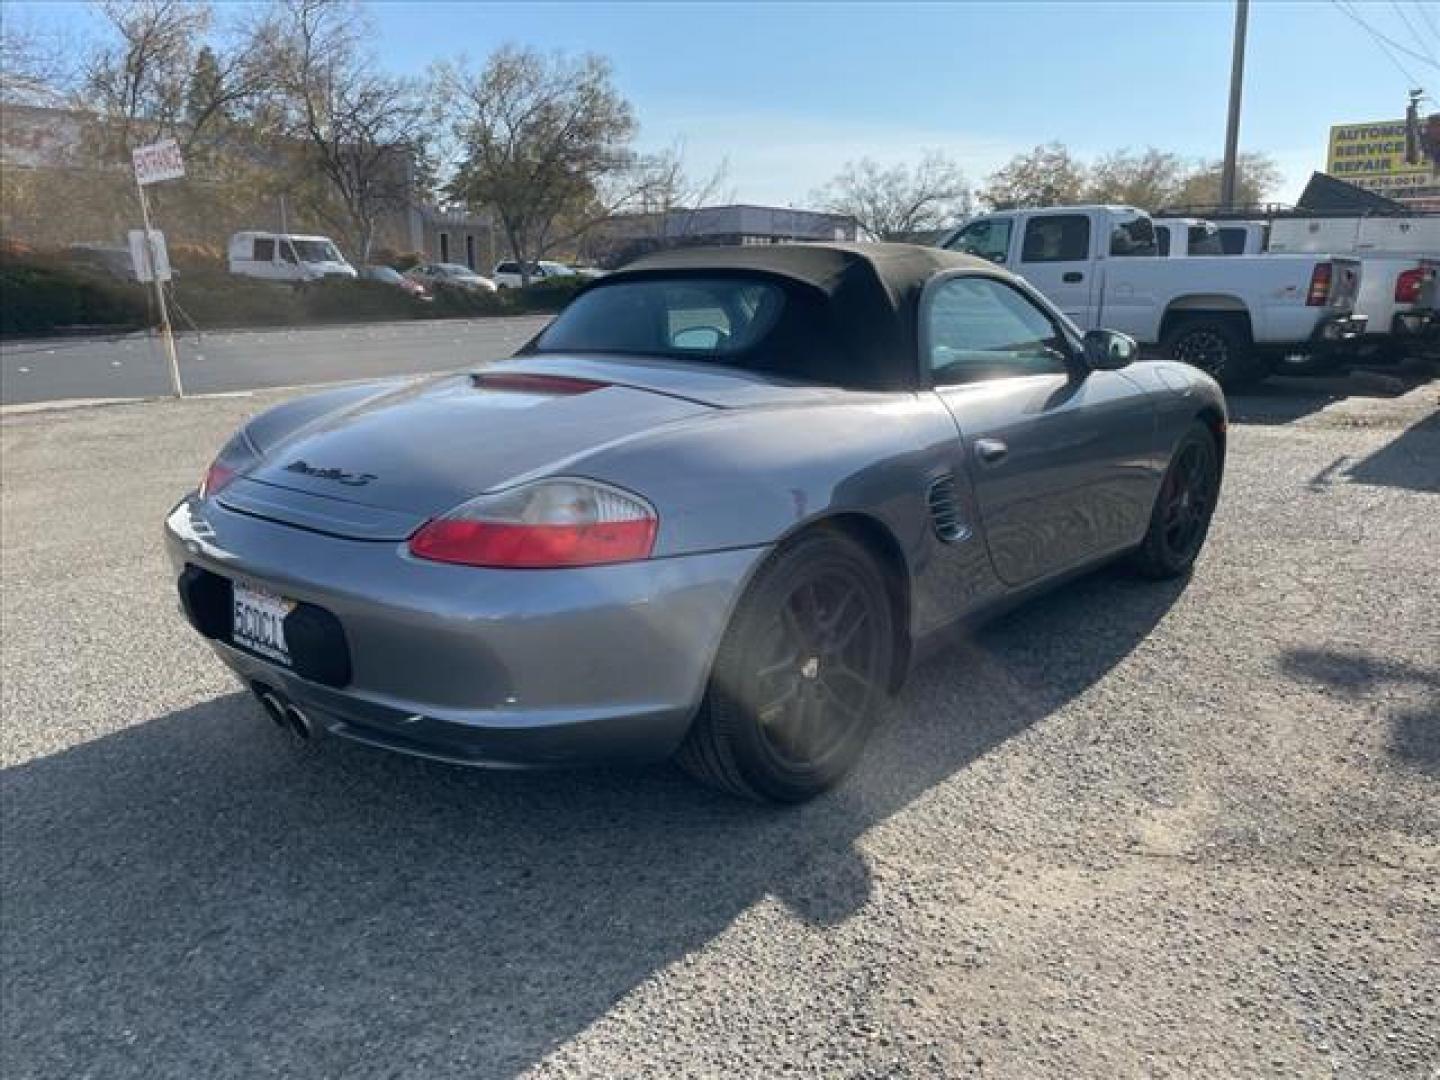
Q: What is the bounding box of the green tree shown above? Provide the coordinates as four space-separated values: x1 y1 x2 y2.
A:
1171 153 1283 209
978 142 1087 210
1084 147 1187 210
440 46 638 282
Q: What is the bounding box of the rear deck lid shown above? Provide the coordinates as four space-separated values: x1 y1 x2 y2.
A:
221 371 714 539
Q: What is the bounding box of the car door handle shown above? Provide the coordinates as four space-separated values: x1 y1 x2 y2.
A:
975 438 1009 464
1062 271 1084 283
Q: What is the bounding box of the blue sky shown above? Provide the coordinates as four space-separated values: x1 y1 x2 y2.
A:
15 1 1436 203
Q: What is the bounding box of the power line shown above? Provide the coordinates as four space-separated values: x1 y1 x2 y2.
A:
1330 0 1434 72
1391 1 1439 65
1330 0 1422 86
1413 1 1440 49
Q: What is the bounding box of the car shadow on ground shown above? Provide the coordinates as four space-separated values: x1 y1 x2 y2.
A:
1226 365 1436 427
1280 647 1440 779
3 566 1187 1078
1342 409 1440 493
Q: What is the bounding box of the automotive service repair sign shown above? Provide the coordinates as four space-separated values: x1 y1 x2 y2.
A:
1326 118 1440 201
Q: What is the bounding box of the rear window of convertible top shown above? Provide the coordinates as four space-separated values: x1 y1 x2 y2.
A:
534 277 787 360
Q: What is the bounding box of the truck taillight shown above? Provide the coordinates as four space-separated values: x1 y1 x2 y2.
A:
1394 267 1431 305
1306 262 1333 307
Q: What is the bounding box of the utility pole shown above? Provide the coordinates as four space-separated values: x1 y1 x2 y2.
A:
1220 0 1249 210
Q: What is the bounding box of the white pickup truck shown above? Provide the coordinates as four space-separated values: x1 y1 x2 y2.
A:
945 205 1365 386
1268 217 1438 361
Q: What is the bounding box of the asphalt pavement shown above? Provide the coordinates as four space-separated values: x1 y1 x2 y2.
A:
1 372 1437 1078
0 316 551 406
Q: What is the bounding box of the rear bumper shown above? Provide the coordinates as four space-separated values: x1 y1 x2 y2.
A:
1311 314 1368 345
165 496 766 767
1391 310 1439 341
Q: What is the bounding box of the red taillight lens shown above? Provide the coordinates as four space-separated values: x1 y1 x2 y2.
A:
1306 262 1333 307
409 480 658 568
199 461 236 498
1394 267 1430 305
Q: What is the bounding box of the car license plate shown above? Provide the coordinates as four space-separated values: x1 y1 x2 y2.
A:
232 582 295 665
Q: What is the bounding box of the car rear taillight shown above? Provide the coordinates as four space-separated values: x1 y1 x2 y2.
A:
1306 262 1333 307
1394 266 1432 305
409 479 658 568
198 430 258 499
199 461 237 499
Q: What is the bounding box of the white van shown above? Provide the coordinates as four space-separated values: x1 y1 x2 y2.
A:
227 231 357 282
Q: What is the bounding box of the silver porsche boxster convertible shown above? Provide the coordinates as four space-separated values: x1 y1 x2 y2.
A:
167 243 1225 802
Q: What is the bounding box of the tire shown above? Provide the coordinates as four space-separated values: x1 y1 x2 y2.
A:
676 530 896 803
1163 316 1269 389
1130 422 1221 580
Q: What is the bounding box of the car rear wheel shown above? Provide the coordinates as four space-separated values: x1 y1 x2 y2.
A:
1130 422 1220 579
677 530 895 803
1163 317 1268 389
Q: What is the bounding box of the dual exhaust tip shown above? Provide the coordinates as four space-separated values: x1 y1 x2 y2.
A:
253 684 318 740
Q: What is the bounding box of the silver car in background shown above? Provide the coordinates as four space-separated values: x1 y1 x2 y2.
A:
167 243 1226 802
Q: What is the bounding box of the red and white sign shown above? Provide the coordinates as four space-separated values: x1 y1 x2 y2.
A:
132 138 185 185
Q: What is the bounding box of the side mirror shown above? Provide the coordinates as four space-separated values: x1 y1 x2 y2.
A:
1082 328 1139 371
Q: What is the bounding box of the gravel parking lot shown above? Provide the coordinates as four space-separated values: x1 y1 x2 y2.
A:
2 372 1437 1079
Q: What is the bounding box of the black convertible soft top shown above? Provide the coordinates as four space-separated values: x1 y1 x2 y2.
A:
599 243 997 390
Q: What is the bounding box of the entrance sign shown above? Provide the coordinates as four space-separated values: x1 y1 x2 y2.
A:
132 139 186 186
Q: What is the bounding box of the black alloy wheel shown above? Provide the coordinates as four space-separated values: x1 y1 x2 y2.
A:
677 531 895 802
1131 422 1221 580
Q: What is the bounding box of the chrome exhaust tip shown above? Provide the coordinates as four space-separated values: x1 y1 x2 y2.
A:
284 703 315 741
254 685 288 729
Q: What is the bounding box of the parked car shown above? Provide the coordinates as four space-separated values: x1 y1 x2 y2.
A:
567 264 606 280
169 242 1225 802
227 231 356 283
491 259 575 288
945 205 1364 386
407 262 497 292
360 264 431 300
1268 217 1438 360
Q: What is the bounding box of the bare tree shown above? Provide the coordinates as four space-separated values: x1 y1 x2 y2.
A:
439 46 638 283
978 142 1088 211
266 0 430 261
813 153 970 241
629 142 730 241
80 0 270 159
1084 147 1188 210
1 12 74 104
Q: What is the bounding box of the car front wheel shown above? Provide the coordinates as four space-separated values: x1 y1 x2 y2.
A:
677 530 895 803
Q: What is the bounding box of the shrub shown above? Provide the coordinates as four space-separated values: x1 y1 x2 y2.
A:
301 278 426 322
503 276 585 313
0 249 148 336
424 282 507 318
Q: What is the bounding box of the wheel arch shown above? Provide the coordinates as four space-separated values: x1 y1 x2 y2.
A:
1160 298 1254 343
1195 404 1228 481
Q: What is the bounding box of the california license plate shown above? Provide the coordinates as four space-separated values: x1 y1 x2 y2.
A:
232 582 295 665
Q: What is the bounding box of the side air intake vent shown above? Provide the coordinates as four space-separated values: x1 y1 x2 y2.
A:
927 476 968 543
